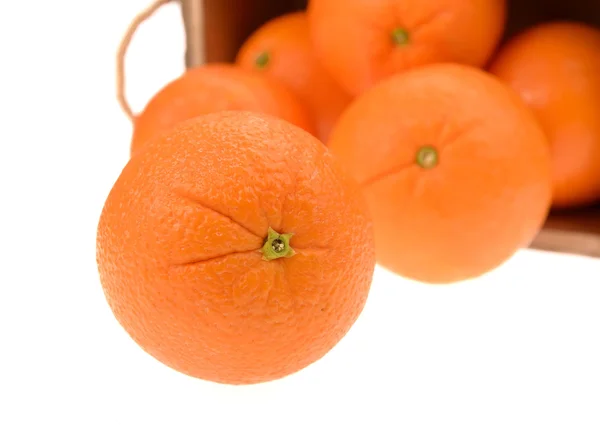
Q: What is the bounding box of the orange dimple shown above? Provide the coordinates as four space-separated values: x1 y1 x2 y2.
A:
130 63 315 156
236 11 352 143
489 21 600 208
308 0 506 95
97 111 375 385
328 63 552 284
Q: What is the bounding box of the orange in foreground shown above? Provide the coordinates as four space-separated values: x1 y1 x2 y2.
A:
130 63 314 155
236 11 352 143
328 63 552 284
489 21 600 209
307 0 506 96
97 111 375 385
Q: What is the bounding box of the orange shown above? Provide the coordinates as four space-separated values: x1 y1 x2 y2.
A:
489 21 600 209
97 110 376 385
328 63 552 284
130 63 315 155
236 11 352 143
307 0 506 96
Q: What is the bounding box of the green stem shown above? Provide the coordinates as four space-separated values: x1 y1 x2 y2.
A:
255 51 270 68
391 28 410 46
416 146 439 169
261 227 295 261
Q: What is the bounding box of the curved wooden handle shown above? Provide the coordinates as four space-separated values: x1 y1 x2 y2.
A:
116 0 174 122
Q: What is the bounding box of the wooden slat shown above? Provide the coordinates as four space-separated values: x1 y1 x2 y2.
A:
180 0 205 68
532 206 600 258
201 0 302 63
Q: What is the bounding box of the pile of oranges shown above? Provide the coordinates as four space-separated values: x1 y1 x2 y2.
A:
97 0 600 385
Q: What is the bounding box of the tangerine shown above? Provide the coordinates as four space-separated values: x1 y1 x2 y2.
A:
130 64 314 155
328 64 552 284
236 11 352 143
97 111 375 384
307 0 506 95
489 21 600 208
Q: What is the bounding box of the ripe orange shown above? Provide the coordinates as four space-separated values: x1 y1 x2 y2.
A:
130 63 315 155
236 11 352 143
97 110 376 385
489 21 600 209
307 0 506 96
328 63 552 284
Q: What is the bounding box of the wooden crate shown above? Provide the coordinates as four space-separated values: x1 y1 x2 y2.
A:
178 0 600 258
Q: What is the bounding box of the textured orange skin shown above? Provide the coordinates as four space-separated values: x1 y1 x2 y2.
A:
235 11 353 144
307 0 506 96
97 111 375 385
328 64 552 284
130 64 315 156
489 22 600 209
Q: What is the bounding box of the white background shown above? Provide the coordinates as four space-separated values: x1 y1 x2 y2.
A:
1 1 599 426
